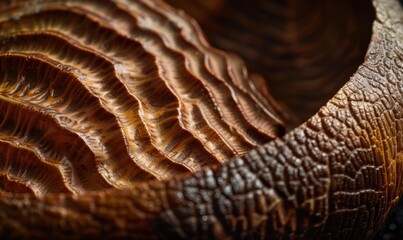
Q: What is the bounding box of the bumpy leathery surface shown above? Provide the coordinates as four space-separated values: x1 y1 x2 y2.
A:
165 0 375 123
0 0 401 240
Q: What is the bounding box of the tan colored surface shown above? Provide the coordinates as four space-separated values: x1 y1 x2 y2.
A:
0 0 401 239
0 0 285 193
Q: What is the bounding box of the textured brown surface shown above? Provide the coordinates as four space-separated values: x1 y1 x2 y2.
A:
166 0 375 124
0 0 286 193
0 0 402 239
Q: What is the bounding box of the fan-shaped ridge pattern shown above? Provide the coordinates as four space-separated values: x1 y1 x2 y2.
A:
0 0 285 195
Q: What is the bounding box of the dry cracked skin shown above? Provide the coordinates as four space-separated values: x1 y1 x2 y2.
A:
0 0 402 239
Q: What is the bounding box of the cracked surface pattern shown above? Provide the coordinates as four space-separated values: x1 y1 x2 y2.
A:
0 0 402 239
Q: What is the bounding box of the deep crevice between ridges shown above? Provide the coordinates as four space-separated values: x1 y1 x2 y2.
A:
71 0 260 157
137 0 285 135
0 5 230 169
165 0 375 123
1 31 192 180
0 0 293 195
0 1 286 161
0 54 157 188
93 0 271 153
0 95 112 194
0 1 233 165
0 140 72 196
0 27 214 174
112 0 285 145
124 0 282 143
0 174 36 195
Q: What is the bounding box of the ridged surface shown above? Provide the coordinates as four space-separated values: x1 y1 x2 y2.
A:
166 0 375 123
0 0 402 239
0 0 286 195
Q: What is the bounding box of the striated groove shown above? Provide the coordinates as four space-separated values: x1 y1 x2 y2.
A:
0 3 240 163
0 140 72 196
0 12 193 178
97 1 258 157
139 0 289 134
134 0 284 138
62 0 278 153
0 53 157 185
0 175 36 195
0 6 226 170
0 0 401 239
0 32 191 180
165 0 375 123
0 0 286 197
0 96 111 194
105 1 262 155
0 52 156 186
127 0 282 142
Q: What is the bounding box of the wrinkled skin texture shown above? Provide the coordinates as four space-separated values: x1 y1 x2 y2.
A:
0 0 402 239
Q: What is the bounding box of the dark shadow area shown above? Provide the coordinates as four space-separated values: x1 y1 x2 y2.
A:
166 0 375 126
375 198 403 239
166 0 403 239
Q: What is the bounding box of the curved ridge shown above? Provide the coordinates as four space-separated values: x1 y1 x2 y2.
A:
0 140 72 196
0 96 111 193
0 0 398 239
0 0 286 195
0 52 156 186
124 0 282 141
0 31 190 180
0 1 284 153
139 0 285 134
0 174 36 195
165 0 375 123
1 6 223 169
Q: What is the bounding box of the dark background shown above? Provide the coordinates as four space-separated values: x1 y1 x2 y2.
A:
375 199 403 239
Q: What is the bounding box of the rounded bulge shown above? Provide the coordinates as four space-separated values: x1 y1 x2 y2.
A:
0 0 402 239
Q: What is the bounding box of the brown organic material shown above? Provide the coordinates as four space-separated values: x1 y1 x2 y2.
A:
0 0 286 187
0 0 402 239
165 0 376 123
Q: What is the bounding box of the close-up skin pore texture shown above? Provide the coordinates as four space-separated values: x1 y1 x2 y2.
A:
0 0 402 239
